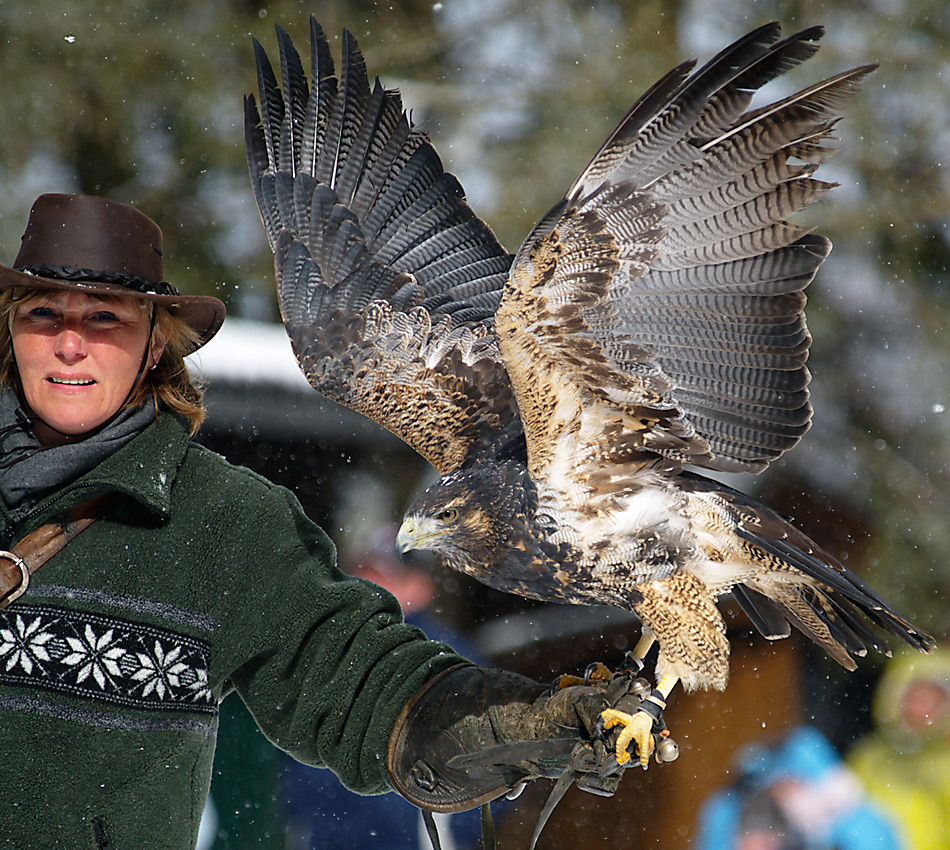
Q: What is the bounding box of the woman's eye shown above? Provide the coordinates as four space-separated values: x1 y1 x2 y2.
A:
26 306 57 320
90 311 120 324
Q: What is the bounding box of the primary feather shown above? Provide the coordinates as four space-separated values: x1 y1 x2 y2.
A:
246 19 933 702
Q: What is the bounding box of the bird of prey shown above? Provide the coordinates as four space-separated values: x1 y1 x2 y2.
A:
245 18 934 767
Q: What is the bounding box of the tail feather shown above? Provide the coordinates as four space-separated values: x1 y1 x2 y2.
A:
736 524 934 655
691 473 936 664
731 583 791 639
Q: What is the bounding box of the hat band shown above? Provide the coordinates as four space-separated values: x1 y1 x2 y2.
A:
15 264 178 297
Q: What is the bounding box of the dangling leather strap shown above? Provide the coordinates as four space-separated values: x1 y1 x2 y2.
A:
0 494 115 610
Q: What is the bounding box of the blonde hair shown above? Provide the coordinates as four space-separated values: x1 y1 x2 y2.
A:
0 287 207 435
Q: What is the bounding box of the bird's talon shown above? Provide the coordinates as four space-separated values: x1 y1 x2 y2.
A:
550 673 585 692
584 661 612 685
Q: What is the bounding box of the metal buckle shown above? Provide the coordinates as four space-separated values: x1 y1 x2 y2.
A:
0 550 30 609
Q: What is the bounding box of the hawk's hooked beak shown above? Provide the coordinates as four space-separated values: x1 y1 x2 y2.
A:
396 516 445 554
396 519 419 555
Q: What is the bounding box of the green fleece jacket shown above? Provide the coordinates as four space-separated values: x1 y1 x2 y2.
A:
0 413 465 848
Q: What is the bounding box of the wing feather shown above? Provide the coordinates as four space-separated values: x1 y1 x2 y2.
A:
497 25 869 478
298 17 338 178
316 30 371 190
247 18 518 473
731 584 791 640
570 23 827 196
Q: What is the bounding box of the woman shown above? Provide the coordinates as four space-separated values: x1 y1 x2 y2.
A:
0 194 629 848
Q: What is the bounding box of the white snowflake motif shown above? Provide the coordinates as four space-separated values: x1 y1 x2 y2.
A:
62 625 125 690
132 640 189 700
184 665 213 704
0 614 54 675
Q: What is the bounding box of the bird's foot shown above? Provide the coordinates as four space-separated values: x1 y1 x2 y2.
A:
601 707 655 767
550 661 614 691
546 658 679 768
599 685 678 769
551 674 584 690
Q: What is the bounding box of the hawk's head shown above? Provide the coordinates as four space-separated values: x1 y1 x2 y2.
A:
396 462 526 578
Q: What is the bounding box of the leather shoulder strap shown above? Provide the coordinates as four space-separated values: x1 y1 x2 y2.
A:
0 494 115 610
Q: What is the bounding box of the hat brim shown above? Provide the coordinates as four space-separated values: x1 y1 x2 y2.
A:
0 264 226 352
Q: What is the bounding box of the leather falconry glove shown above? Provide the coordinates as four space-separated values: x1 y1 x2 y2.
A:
387 663 678 831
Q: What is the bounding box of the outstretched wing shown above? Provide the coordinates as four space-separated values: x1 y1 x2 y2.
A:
497 23 874 479
245 18 520 474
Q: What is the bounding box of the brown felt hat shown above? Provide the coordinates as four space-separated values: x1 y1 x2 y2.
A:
0 194 226 351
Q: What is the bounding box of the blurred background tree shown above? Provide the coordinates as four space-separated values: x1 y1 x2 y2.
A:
0 0 946 650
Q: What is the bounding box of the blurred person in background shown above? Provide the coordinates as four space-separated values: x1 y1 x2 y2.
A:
847 646 950 850
693 725 900 850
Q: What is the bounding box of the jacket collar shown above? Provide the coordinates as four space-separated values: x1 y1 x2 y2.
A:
70 412 190 519
10 412 191 530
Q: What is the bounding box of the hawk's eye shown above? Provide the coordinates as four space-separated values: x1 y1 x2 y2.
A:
436 508 458 523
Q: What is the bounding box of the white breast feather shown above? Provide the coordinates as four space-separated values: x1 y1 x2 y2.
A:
610 487 688 538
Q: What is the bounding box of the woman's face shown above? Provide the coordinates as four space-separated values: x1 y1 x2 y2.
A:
11 291 165 444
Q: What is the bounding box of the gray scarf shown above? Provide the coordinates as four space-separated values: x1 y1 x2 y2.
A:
0 386 157 521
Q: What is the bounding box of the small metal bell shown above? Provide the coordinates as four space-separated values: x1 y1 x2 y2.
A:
630 677 652 700
655 736 680 763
